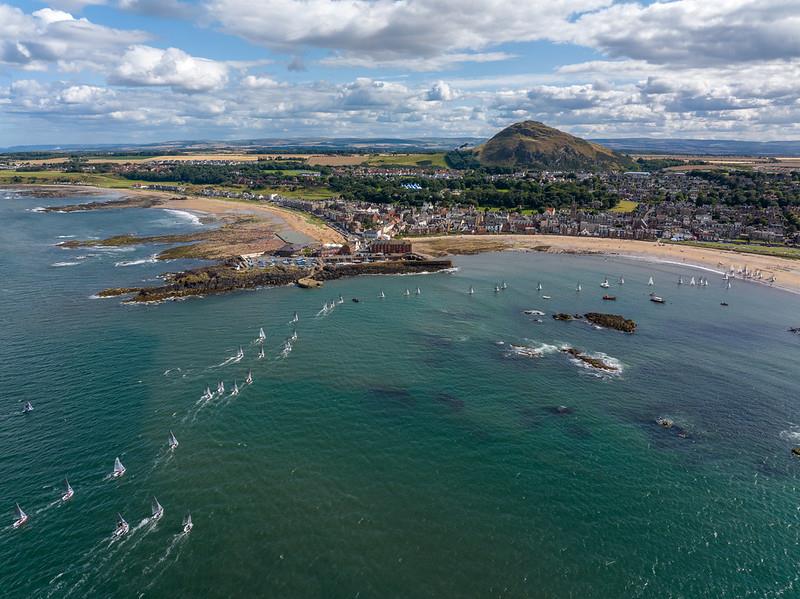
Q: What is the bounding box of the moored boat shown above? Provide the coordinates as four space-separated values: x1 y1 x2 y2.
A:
602 295 616 301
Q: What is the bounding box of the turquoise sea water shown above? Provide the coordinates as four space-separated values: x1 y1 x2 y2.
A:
2 189 800 598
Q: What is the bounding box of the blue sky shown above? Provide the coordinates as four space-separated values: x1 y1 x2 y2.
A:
1 0 798 145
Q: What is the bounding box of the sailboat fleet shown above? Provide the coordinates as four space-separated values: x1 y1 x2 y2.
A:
11 274 745 539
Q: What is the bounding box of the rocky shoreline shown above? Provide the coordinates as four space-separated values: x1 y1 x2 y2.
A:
41 195 165 212
552 312 637 333
99 259 454 303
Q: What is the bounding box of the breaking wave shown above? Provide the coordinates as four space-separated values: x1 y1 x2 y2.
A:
162 209 202 226
115 254 158 267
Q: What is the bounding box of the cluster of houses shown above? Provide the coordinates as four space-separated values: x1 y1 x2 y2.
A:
273 194 797 245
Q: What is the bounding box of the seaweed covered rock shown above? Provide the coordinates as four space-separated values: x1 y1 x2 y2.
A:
584 312 636 333
560 347 619 371
553 313 574 321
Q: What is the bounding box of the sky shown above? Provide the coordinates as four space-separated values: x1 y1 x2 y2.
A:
0 0 799 145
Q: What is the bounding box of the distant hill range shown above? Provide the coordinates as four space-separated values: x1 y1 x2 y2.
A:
0 137 481 154
465 121 635 171
591 138 800 157
4 128 800 158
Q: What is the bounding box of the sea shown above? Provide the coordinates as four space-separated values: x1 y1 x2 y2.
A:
1 189 800 598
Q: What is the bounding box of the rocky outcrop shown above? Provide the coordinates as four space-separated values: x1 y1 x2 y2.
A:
553 313 575 321
560 347 619 372
312 260 453 280
584 313 637 333
42 196 163 212
99 259 454 303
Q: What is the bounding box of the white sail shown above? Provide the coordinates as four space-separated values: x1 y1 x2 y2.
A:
259 327 266 340
183 512 193 533
648 276 654 286
678 277 683 285
576 283 581 292
15 503 26 520
292 311 299 322
600 278 610 288
258 347 265 359
379 290 385 298
619 276 625 284
404 289 410 296
237 346 244 359
690 277 696 286
113 457 125 476
65 478 73 494
291 330 298 341
501 281 507 289
152 497 164 519
537 282 542 291
416 287 421 295
246 370 253 384
468 287 474 295
169 431 179 448
494 285 500 293
218 381 225 394
115 512 129 536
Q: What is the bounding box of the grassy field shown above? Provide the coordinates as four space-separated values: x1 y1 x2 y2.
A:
0 170 164 188
366 153 449 168
610 200 639 213
0 170 337 201
667 240 800 260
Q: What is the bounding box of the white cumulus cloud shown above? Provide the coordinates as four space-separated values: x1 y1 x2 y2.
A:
111 46 229 92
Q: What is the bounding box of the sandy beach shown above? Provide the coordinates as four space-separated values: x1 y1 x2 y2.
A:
413 234 800 295
155 195 345 244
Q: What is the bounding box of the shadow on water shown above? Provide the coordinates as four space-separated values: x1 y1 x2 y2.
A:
433 392 465 413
